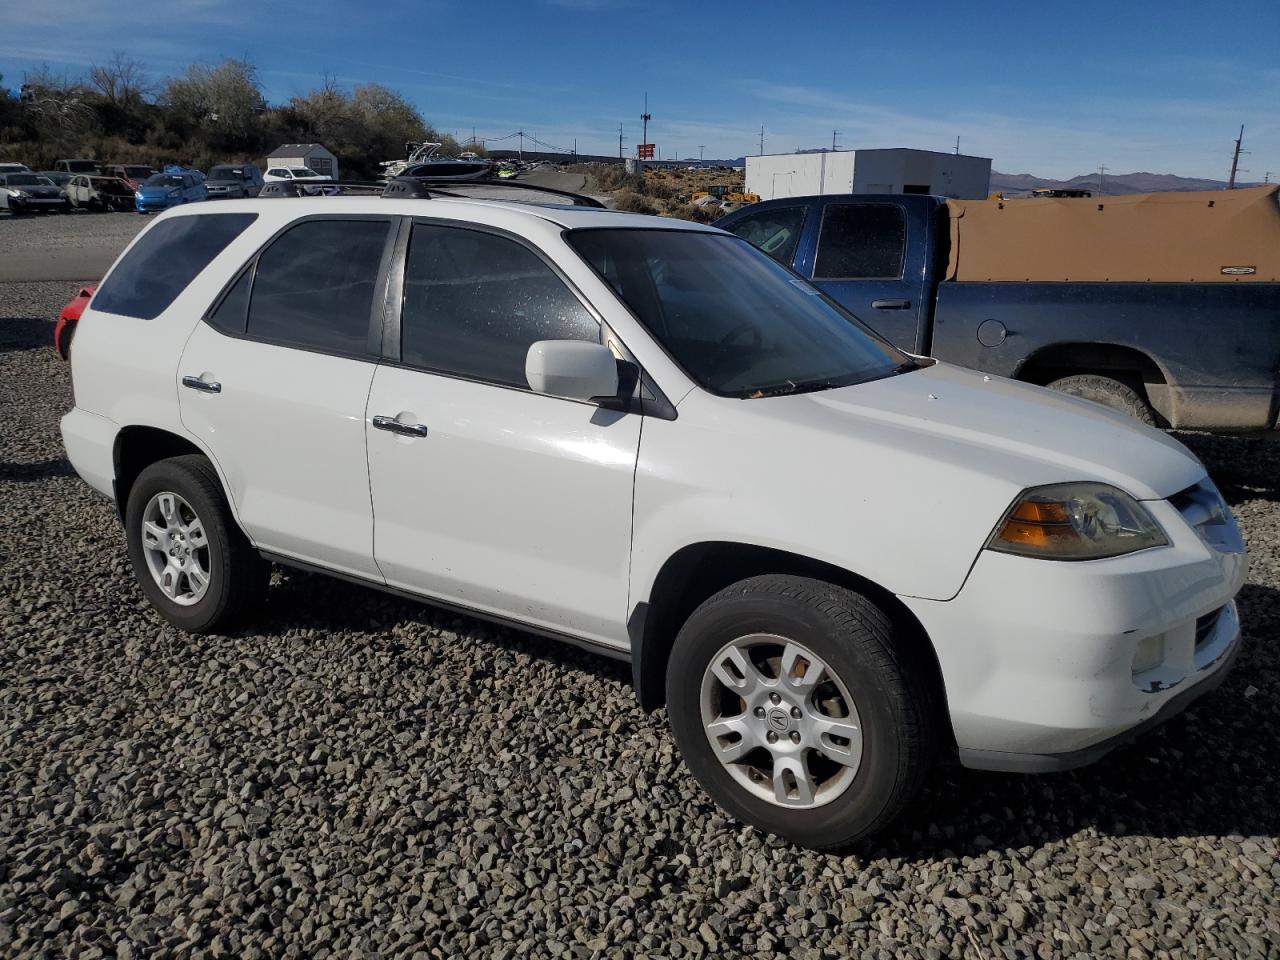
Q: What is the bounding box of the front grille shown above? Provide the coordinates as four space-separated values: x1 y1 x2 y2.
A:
1169 480 1244 554
1195 607 1223 649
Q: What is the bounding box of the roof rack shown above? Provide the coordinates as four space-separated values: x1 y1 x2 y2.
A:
258 176 604 208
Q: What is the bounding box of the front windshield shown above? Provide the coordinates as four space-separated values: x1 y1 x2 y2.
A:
125 166 154 178
568 229 908 397
209 166 243 179
143 174 184 188
6 174 44 186
290 168 317 177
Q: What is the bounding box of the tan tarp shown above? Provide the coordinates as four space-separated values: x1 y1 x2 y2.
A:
945 184 1280 282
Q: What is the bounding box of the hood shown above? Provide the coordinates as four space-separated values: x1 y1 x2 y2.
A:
663 361 1208 601
206 177 244 186
137 184 178 195
784 362 1204 500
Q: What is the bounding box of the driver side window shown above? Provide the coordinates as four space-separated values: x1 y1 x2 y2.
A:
723 205 806 267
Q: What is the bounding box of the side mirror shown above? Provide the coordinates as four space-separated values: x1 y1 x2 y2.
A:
526 340 621 404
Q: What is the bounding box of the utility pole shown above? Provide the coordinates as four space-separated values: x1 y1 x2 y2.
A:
1097 165 1109 194
573 138 577 163
518 130 524 161
698 144 705 165
832 130 841 151
618 123 624 159
640 92 651 159
759 125 765 156
955 136 960 155
1227 125 1245 189
1265 171 1274 184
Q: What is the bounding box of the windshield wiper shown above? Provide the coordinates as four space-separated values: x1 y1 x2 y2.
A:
748 378 841 398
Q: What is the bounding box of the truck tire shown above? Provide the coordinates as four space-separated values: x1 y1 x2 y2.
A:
124 455 268 633
1048 374 1156 425
665 574 935 850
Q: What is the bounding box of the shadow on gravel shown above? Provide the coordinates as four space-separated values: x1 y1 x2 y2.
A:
1177 432 1280 504
0 457 78 482
257 566 633 684
0 317 55 353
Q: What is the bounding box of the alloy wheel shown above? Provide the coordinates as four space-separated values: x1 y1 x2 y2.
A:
699 634 863 809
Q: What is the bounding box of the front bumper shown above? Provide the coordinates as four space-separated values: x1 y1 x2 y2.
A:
135 196 177 212
902 493 1247 769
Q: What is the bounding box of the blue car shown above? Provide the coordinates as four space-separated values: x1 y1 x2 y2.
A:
135 171 207 213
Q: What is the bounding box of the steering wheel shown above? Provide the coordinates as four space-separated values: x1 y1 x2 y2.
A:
718 322 764 349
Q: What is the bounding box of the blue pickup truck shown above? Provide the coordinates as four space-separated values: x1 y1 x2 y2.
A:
718 186 1280 431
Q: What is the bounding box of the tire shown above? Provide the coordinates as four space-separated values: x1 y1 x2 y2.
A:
665 574 935 850
1048 373 1156 425
124 455 268 633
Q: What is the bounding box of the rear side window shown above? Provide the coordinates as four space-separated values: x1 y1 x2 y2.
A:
245 218 390 356
92 213 257 320
399 223 599 388
813 204 906 279
722 205 806 266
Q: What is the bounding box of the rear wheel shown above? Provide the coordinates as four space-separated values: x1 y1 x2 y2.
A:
1048 373 1156 425
666 574 935 850
124 455 268 633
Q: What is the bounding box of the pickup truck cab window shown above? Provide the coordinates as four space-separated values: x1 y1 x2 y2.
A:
245 218 390 357
720 205 806 266
569 228 905 397
814 203 907 280
400 223 600 389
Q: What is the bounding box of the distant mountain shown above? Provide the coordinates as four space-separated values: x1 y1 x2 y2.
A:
990 170 1264 196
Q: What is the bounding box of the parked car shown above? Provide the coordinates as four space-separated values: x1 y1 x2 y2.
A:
0 172 70 213
61 197 1245 849
67 174 135 212
54 285 95 359
205 163 264 199
718 186 1280 431
54 159 102 175
38 170 72 187
134 172 208 213
0 162 32 175
263 165 331 184
105 164 157 190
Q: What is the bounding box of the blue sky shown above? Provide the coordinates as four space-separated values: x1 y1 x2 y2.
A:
3 0 1277 179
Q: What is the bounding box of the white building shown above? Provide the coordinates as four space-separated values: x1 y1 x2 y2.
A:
746 148 991 201
266 143 339 180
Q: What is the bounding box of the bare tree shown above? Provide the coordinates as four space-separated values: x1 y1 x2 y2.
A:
88 51 151 109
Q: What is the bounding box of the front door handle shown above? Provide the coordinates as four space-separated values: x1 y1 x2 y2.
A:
871 299 911 310
181 375 221 393
372 415 428 438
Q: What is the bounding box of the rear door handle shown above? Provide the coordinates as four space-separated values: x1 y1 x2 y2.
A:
372 415 428 438
181 375 221 393
871 299 911 310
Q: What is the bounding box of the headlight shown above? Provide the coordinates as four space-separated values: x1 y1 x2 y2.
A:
987 482 1168 561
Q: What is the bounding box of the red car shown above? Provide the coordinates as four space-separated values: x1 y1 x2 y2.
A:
105 164 157 191
54 285 95 359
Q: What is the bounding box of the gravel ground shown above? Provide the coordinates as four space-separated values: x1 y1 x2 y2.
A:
1 279 1278 959
0 212 145 250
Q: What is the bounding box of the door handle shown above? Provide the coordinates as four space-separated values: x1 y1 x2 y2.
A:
372 415 428 438
181 375 221 393
871 299 911 310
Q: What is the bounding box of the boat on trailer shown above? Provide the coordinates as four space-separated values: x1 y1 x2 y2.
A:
381 142 491 181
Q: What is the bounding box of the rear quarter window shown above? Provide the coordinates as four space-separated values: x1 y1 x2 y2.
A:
92 213 257 320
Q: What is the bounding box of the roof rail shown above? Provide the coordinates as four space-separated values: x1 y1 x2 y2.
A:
259 176 605 208
384 176 604 208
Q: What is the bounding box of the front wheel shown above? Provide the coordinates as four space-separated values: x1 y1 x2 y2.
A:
666 575 936 850
124 455 268 633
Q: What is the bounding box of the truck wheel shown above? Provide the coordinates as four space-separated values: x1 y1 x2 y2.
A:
665 574 935 850
1048 374 1156 425
124 455 268 634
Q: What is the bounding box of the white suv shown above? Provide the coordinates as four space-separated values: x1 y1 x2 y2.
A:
61 193 1247 849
